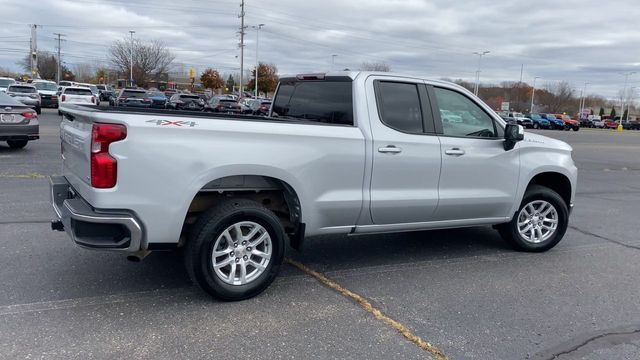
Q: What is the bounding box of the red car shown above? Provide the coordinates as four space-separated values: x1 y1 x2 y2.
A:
554 114 580 131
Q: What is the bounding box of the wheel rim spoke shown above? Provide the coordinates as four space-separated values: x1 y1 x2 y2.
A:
211 221 272 286
516 200 559 244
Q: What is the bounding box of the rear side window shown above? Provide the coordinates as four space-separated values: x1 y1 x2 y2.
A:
121 91 147 99
181 95 200 100
272 80 353 125
376 82 424 133
64 88 93 95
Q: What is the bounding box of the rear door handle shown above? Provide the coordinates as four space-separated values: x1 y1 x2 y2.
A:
378 145 402 154
445 148 465 156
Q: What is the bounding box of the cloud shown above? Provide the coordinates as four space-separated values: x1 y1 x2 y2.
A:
1 0 638 98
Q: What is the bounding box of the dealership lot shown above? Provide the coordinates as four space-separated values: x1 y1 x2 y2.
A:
1 110 639 359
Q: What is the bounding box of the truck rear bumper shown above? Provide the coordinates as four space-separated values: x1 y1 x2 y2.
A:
49 176 144 252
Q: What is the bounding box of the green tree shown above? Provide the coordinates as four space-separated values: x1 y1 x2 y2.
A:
200 68 224 90
610 108 616 118
225 75 235 93
599 107 605 117
590 109 594 115
622 108 628 121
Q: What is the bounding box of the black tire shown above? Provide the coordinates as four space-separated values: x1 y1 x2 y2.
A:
533 123 539 129
7 140 28 149
573 126 579 131
497 185 569 252
58 110 63 116
35 107 41 115
184 198 285 301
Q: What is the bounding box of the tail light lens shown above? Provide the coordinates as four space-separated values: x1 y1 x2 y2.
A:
91 96 96 104
61 95 66 102
91 123 127 188
22 112 36 119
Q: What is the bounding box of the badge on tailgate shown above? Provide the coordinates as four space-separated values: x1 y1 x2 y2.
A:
146 120 197 127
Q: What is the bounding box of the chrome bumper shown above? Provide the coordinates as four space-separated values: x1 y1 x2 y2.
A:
49 176 143 252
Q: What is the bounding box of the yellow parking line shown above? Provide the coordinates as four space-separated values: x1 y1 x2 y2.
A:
286 258 448 360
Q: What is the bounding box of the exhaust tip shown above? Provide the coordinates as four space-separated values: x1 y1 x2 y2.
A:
51 220 64 231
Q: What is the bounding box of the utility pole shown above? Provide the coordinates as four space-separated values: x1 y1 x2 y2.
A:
238 0 246 98
516 64 523 111
53 33 65 84
530 76 540 113
30 24 39 79
472 50 489 96
252 23 265 98
129 30 135 86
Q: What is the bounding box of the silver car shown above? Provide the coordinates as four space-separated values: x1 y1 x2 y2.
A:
6 84 41 114
0 92 39 149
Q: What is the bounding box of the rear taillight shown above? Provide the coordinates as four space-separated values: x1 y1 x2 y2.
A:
61 95 66 102
22 112 36 119
91 123 127 188
91 96 96 104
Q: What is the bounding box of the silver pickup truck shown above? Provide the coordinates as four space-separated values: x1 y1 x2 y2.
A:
51 72 577 300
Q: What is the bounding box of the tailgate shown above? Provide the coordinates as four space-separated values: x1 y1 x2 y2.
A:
60 112 93 189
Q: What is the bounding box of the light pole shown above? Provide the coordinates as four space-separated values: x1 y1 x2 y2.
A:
331 54 337 71
530 76 540 113
472 50 490 96
129 30 135 86
619 72 635 127
578 82 589 119
624 86 637 123
252 24 265 98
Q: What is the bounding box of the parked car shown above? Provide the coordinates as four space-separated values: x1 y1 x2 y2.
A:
6 84 41 114
168 93 206 111
33 80 59 108
164 89 177 98
240 99 272 115
50 72 577 301
554 114 580 131
602 117 618 129
206 97 242 113
540 114 565 129
524 113 551 129
621 120 640 130
504 112 532 127
148 91 167 108
58 81 76 87
581 115 599 128
115 88 151 108
58 86 98 115
0 92 38 149
96 85 116 102
0 77 17 92
78 83 101 105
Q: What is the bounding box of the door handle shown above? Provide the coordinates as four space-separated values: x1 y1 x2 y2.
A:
378 145 402 154
445 148 465 156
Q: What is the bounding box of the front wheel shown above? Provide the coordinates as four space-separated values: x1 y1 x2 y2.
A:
573 126 579 131
184 199 285 301
497 185 569 252
533 123 539 129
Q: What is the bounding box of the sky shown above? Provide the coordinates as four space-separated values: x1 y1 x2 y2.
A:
1 0 639 99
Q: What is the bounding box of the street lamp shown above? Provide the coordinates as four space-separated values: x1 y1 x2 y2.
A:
619 72 635 127
624 86 637 123
331 54 337 71
530 76 540 113
578 82 589 119
252 24 265 98
472 50 490 96
129 30 135 86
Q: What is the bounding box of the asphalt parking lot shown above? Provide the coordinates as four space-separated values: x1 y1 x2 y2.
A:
1 109 639 360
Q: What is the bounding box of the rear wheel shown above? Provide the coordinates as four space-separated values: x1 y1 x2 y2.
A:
58 110 62 116
533 123 539 129
35 107 41 115
498 185 568 252
7 140 28 149
573 126 579 131
184 199 285 301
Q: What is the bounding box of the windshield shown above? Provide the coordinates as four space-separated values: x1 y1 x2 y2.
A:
64 88 93 95
150 92 165 97
8 86 36 93
529 114 542 120
181 95 200 100
121 90 147 98
545 114 557 120
35 83 58 91
0 79 16 86
89 85 98 93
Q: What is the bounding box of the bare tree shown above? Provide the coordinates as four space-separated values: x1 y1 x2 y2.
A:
360 62 391 72
109 38 175 87
73 63 94 82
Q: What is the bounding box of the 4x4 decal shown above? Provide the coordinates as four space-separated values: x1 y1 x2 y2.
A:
146 119 197 127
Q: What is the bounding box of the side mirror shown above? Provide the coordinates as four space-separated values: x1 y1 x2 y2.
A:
504 123 524 151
